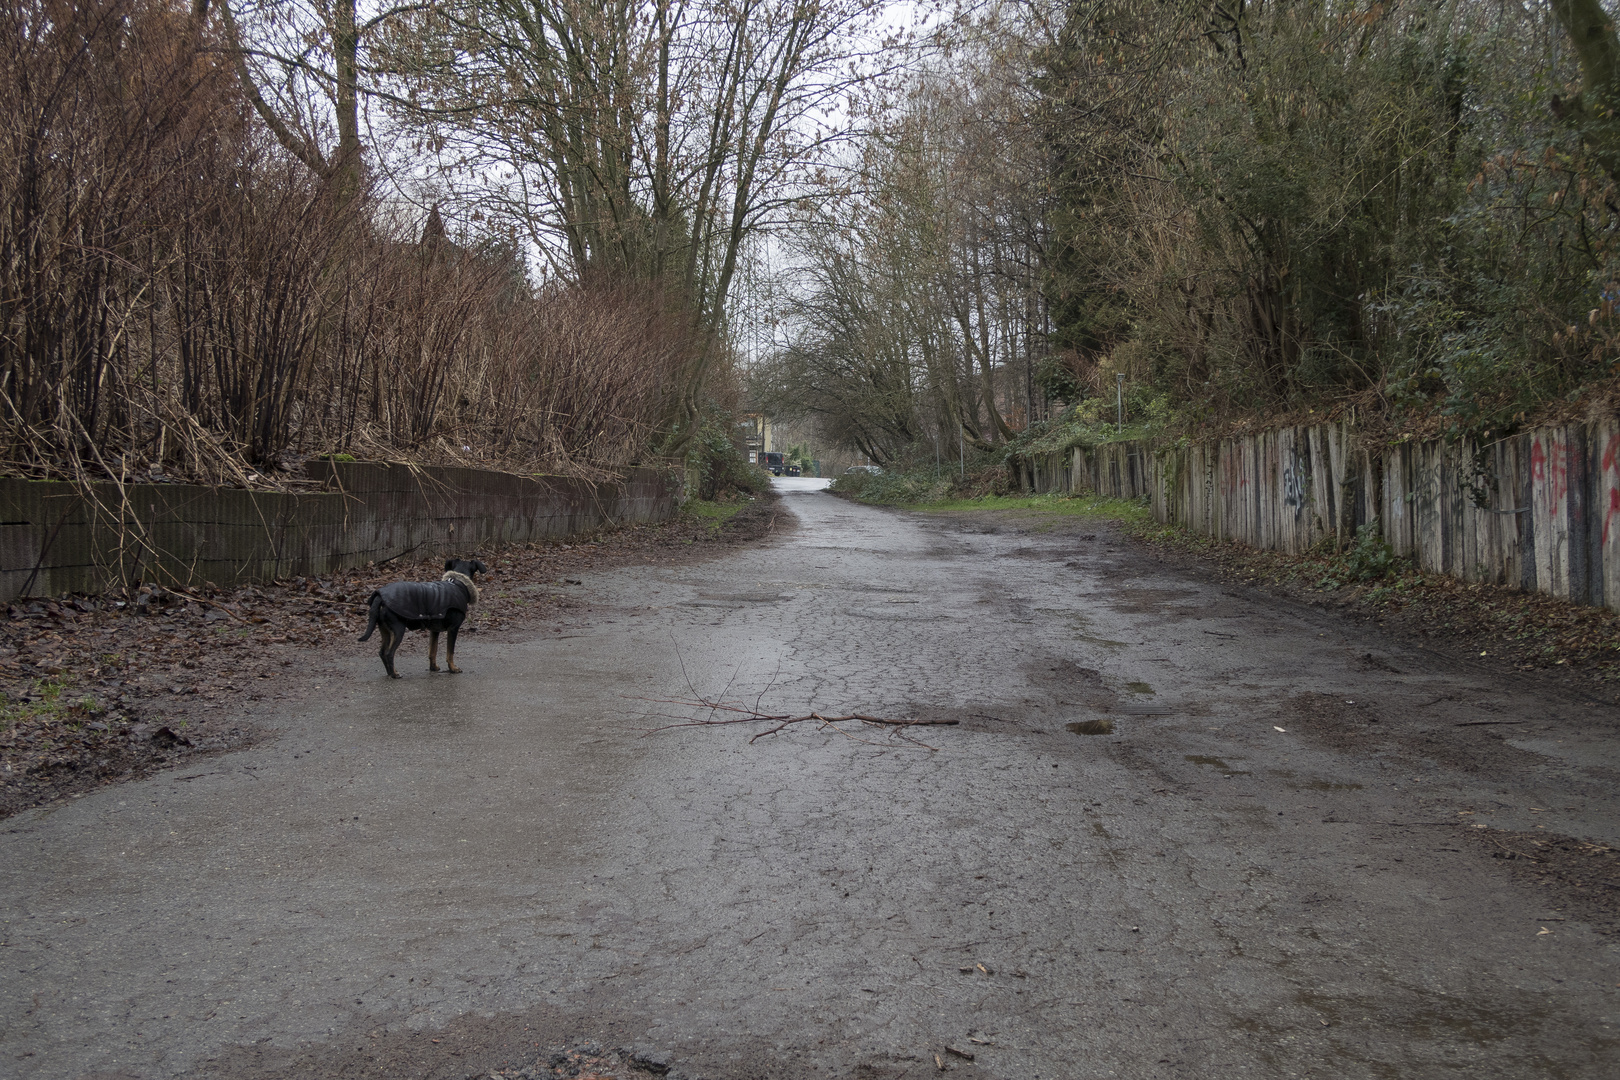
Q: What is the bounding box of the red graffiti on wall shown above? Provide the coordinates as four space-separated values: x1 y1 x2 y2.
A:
1530 436 1569 505
1603 434 1620 546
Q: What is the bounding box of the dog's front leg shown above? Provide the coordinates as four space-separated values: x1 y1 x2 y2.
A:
428 630 440 672
445 613 462 673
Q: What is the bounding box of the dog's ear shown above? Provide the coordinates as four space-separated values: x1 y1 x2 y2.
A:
473 560 488 575
444 558 456 572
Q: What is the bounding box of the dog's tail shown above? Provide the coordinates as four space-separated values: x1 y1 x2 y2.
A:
357 591 382 641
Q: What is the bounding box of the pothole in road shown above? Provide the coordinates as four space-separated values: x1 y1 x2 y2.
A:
1067 719 1116 735
1075 633 1130 647
682 592 794 606
1126 681 1155 694
1185 754 1254 776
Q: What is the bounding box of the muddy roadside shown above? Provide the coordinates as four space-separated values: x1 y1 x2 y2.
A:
1136 520 1620 698
0 493 786 818
908 498 1620 699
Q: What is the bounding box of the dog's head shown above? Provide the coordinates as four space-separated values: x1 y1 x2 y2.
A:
444 557 488 579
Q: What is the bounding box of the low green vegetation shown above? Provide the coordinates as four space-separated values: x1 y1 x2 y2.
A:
831 465 1153 526
681 498 749 534
916 494 1152 526
1314 524 1402 590
2 676 97 734
1004 397 1171 457
687 411 772 500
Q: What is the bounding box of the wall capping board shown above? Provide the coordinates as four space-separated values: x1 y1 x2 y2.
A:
0 461 681 601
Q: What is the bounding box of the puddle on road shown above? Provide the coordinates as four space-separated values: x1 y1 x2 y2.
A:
1288 988 1573 1061
1126 681 1155 695
1067 719 1116 735
1296 779 1364 791
1186 754 1253 777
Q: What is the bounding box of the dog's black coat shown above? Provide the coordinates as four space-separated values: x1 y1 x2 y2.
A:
358 558 487 678
372 578 469 622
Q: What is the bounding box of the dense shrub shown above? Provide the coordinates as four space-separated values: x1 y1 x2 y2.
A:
0 0 698 486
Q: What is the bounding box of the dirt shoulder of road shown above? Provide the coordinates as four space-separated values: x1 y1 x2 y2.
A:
1127 522 1620 702
0 492 787 819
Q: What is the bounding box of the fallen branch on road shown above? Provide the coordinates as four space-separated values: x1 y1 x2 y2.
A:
636 696 956 751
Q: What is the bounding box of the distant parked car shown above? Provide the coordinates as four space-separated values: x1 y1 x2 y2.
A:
843 465 882 475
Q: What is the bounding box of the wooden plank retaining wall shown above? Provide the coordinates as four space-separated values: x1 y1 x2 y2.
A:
1021 420 1620 612
0 462 680 601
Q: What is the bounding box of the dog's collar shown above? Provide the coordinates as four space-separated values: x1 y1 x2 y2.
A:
442 570 479 604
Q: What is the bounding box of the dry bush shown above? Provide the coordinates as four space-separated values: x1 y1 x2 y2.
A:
300 259 691 477
0 0 691 489
1 0 235 482
445 280 690 474
0 0 364 484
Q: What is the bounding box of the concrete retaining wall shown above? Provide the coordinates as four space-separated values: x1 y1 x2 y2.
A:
1022 419 1620 611
0 462 680 601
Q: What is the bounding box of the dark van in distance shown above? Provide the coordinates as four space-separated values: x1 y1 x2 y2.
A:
760 451 785 476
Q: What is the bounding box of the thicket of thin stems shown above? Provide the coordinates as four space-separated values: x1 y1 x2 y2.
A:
0 0 687 490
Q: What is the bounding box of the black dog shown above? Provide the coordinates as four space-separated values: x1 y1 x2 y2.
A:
358 558 487 678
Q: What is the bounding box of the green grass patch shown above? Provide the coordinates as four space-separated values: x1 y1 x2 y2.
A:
832 466 1154 526
912 493 1153 525
681 497 747 533
2 676 98 734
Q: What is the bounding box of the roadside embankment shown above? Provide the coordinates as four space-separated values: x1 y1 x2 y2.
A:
0 489 782 817
0 460 681 602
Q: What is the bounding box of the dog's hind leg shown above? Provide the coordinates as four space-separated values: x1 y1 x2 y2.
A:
379 623 403 679
428 630 440 672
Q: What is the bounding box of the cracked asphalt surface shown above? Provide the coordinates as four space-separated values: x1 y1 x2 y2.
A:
3 478 1618 1079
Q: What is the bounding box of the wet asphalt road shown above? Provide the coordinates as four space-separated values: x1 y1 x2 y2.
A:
3 479 1618 1079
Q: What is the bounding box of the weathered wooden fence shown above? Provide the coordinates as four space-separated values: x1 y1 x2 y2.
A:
1022 420 1620 611
0 462 681 601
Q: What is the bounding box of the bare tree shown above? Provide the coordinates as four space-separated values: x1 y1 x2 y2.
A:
215 0 430 201
763 12 1056 463
398 0 892 441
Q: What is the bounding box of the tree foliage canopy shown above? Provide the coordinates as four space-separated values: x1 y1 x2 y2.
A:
764 0 1620 464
